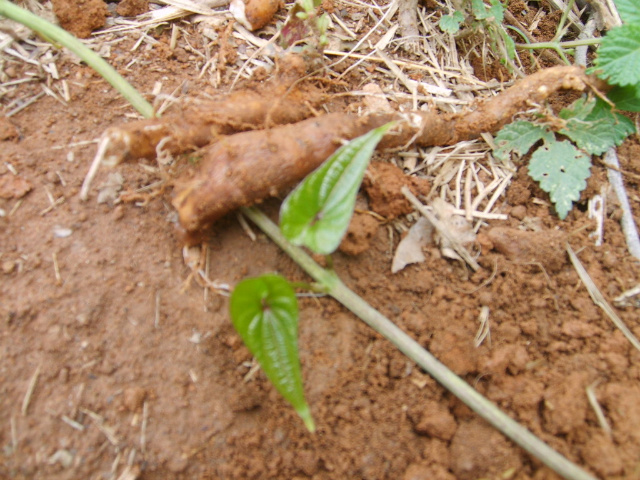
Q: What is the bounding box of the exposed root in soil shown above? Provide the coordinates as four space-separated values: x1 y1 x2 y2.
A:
168 64 595 236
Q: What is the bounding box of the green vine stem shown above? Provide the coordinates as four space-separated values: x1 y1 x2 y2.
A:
241 206 597 480
517 37 602 50
0 0 155 119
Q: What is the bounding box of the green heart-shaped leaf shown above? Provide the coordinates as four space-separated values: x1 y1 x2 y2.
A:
230 274 314 432
280 122 394 254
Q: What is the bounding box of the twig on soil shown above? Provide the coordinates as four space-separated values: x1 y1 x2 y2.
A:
6 91 45 117
140 401 148 453
40 196 65 216
587 193 604 247
61 414 85 431
241 205 597 480
614 284 640 308
154 290 161 328
21 363 41 416
474 306 491 348
401 186 480 271
397 0 420 55
10 415 17 454
566 244 640 352
81 408 120 446
8 199 23 217
80 136 113 201
52 252 62 285
585 381 612 437
603 148 640 260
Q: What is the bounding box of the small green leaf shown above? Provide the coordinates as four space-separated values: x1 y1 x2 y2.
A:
496 25 516 59
439 11 464 34
487 0 505 22
528 140 591 219
229 274 315 432
615 0 640 25
493 120 554 162
559 97 635 155
607 84 640 112
595 24 640 86
299 0 314 13
472 0 504 22
280 122 394 255
558 96 594 120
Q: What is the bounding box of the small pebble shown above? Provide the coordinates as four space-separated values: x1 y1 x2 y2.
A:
53 226 73 238
510 205 527 220
123 386 147 412
58 367 70 383
4 66 17 78
2 260 15 274
48 449 74 468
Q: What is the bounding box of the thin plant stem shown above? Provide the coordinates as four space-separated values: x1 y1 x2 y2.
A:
241 206 596 480
516 38 602 50
0 0 155 119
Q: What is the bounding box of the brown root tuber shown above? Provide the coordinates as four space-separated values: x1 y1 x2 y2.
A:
172 113 371 234
101 54 323 165
173 65 595 237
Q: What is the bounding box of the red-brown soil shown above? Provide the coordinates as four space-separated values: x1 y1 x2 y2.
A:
2 2 640 480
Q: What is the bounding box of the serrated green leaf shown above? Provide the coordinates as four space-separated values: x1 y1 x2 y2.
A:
615 0 640 25
607 84 640 112
487 0 505 22
230 274 315 432
595 24 640 86
528 141 591 219
439 11 464 34
472 0 504 21
280 122 394 255
559 96 594 120
470 0 486 18
493 120 554 162
559 98 635 155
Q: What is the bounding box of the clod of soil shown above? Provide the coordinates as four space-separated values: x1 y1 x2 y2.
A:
51 0 108 38
486 226 568 272
0 116 19 141
450 418 523 480
363 162 430 219
339 212 380 256
116 0 149 17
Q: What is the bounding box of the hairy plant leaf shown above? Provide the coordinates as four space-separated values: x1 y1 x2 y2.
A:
497 26 516 59
558 96 594 120
559 97 635 155
439 11 464 34
486 0 505 22
493 120 554 161
608 84 640 112
472 0 504 22
528 141 591 219
230 274 315 432
595 24 640 86
615 0 640 25
280 122 394 255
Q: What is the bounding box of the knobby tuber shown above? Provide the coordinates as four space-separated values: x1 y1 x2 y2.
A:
100 55 323 165
172 65 595 236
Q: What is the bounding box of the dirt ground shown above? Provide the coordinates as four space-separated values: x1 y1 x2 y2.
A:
2 1 640 479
